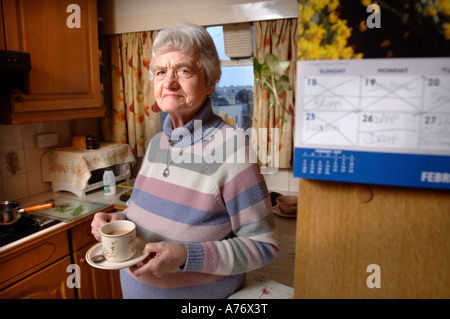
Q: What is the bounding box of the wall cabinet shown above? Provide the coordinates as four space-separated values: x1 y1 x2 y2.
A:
1 0 104 124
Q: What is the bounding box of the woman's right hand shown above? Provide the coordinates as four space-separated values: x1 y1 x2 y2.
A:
91 212 124 241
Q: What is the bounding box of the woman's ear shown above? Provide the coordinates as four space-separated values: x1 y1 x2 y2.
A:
206 85 216 96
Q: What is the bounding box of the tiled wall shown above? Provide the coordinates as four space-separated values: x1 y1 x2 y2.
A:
0 119 99 202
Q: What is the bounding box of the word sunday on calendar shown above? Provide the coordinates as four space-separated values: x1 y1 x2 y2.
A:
293 57 450 190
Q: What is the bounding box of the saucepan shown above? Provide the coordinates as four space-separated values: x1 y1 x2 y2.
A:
0 201 55 227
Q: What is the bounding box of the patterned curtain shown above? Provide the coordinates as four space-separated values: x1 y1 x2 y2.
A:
110 31 162 157
252 19 297 169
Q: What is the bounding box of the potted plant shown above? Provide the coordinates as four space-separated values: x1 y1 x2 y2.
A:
253 53 294 116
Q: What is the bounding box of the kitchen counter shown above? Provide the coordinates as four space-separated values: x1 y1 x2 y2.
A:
0 188 127 253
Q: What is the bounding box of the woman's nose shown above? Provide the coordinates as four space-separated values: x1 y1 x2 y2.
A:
163 71 180 90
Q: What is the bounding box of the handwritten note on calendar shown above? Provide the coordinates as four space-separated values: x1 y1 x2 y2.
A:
293 57 450 190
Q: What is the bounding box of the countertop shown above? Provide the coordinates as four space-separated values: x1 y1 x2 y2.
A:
0 188 127 253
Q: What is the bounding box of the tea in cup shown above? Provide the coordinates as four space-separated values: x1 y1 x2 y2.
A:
100 220 136 262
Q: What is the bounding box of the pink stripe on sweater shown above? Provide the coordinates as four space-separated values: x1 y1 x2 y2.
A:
230 197 272 227
221 164 263 202
135 175 225 211
200 241 220 273
126 202 231 242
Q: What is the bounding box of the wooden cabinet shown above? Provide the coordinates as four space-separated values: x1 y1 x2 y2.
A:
0 256 75 299
0 231 73 298
70 216 122 299
1 0 104 124
0 204 125 299
294 179 450 298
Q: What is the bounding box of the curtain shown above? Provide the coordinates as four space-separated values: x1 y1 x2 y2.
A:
110 31 162 157
252 19 297 169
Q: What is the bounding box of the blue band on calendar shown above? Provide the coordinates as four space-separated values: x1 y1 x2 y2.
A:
293 147 450 190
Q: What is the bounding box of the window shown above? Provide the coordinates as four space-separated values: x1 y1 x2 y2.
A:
207 25 254 130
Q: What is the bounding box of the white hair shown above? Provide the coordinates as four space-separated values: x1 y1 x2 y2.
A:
149 23 222 89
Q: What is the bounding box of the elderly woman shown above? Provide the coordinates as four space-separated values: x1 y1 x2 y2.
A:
91 23 278 299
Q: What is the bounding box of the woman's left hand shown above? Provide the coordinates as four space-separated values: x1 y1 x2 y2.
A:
130 241 188 278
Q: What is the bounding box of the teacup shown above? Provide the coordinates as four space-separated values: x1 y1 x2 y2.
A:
100 220 136 262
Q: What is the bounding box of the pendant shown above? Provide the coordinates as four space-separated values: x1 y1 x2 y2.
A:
163 168 170 178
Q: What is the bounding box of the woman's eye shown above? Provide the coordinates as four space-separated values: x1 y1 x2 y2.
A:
156 70 165 77
178 69 191 77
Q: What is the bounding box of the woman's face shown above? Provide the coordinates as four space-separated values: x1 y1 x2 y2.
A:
153 51 214 127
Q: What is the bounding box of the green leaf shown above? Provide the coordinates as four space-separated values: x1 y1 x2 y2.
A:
276 76 293 92
261 64 272 78
254 52 294 115
262 82 274 94
274 61 291 77
253 58 262 77
264 53 278 74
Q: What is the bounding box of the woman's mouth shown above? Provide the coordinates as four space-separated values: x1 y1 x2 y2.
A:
163 93 183 99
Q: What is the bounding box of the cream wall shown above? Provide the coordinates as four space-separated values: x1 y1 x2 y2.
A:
98 0 298 34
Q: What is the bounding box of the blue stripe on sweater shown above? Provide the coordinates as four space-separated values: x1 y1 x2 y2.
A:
253 240 275 267
131 188 230 226
224 181 269 217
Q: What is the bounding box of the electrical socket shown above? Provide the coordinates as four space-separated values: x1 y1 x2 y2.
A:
37 133 58 148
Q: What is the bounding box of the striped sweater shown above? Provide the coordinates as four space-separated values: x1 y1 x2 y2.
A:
120 98 279 298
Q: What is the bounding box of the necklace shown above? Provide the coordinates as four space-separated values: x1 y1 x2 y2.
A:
163 131 207 178
164 139 178 178
163 139 188 178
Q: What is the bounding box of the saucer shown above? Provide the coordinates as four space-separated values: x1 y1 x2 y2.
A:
86 237 149 270
273 205 296 218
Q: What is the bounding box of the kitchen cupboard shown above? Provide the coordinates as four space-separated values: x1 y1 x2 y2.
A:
1 0 104 124
294 180 450 298
0 256 75 298
0 204 124 299
0 231 70 296
70 215 122 299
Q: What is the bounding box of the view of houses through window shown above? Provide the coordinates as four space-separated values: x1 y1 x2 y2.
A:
207 26 254 130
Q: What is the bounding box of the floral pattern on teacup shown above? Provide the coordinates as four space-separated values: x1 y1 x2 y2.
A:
104 240 119 258
128 234 136 253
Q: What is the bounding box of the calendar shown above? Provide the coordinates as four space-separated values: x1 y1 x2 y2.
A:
293 57 450 189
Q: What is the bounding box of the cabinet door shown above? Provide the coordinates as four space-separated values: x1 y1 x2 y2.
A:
3 0 102 114
74 244 122 299
294 179 450 298
0 256 75 299
0 231 69 290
